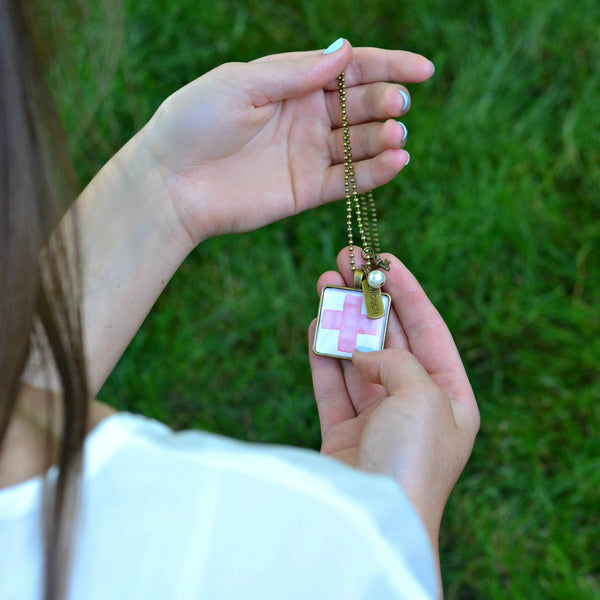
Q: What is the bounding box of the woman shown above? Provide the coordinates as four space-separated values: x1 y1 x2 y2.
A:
0 2 479 598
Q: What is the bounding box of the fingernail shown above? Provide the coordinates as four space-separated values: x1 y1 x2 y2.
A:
355 346 375 352
398 90 410 111
404 152 410 166
323 38 344 54
397 121 408 142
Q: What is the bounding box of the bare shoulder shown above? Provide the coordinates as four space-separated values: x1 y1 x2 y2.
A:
0 384 115 488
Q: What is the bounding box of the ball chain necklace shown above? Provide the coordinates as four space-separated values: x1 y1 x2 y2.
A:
313 72 392 359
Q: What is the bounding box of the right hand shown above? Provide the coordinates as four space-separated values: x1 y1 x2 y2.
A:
308 250 480 544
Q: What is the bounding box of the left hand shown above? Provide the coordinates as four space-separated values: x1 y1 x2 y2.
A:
141 39 434 243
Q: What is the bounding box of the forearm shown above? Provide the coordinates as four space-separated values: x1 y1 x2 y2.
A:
24 125 196 396
407 492 443 598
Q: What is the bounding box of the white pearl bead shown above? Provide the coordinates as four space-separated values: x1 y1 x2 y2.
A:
367 269 386 288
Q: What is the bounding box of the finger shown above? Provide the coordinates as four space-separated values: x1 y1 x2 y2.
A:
251 45 344 63
351 347 434 398
252 49 329 63
376 254 459 364
342 47 435 88
316 270 346 294
308 319 357 437
373 254 478 417
241 40 353 106
351 347 480 445
325 82 412 128
384 309 410 351
322 148 410 200
327 119 407 165
252 44 434 88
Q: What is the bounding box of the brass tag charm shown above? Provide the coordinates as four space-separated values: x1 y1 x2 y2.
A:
362 278 385 319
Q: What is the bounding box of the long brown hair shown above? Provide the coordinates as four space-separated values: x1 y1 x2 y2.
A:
0 1 89 598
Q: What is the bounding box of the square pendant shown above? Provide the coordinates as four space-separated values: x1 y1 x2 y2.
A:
313 285 391 360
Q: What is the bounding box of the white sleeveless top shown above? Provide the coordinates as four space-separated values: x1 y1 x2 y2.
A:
0 413 436 599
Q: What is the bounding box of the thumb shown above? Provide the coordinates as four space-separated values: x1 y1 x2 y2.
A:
244 39 352 104
352 348 432 397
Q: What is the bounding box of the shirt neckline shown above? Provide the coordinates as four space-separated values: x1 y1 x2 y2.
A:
0 412 132 517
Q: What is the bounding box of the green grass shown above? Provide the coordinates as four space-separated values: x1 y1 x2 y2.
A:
51 0 600 597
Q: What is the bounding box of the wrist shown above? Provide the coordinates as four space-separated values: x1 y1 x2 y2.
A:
116 123 205 253
139 107 221 245
404 490 443 599
67 127 202 394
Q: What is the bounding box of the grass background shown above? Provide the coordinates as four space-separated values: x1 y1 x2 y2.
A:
50 0 599 597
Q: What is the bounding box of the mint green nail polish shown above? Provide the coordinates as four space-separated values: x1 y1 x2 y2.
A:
397 121 408 142
356 346 375 352
398 90 410 111
323 38 344 54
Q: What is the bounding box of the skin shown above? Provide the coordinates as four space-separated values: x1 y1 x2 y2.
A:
0 387 114 488
22 40 433 394
5 39 478 596
309 249 480 595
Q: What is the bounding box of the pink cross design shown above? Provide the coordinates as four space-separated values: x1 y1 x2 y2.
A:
321 293 381 353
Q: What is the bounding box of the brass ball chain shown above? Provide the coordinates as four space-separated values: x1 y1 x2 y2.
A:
338 71 383 272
